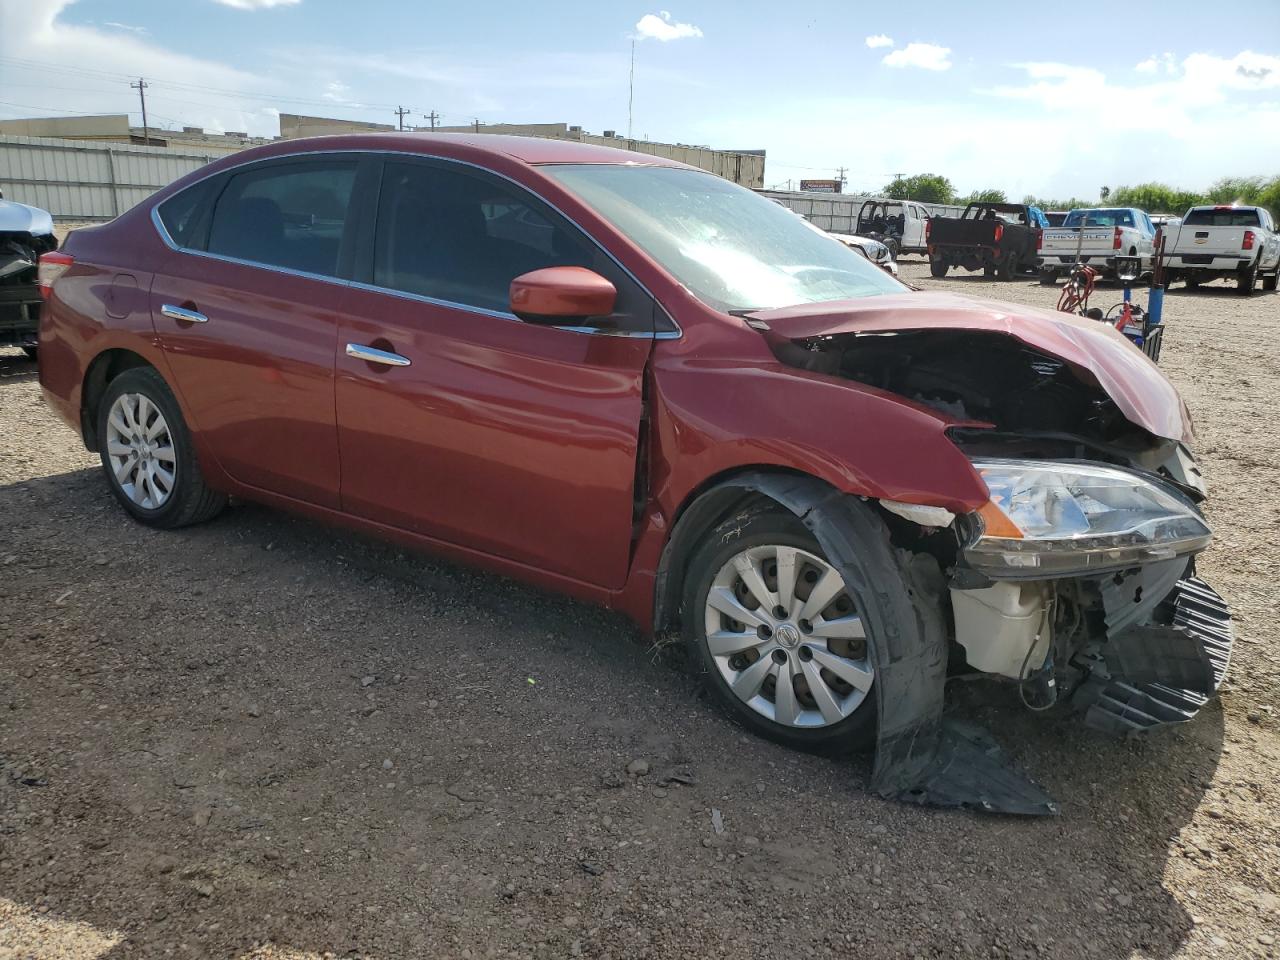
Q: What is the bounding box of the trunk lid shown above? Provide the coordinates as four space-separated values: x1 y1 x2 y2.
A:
748 291 1192 444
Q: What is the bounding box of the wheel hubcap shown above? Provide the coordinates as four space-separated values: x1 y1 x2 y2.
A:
105 392 175 509
703 544 874 729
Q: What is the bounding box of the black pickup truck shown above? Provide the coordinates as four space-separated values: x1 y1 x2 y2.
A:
927 202 1048 280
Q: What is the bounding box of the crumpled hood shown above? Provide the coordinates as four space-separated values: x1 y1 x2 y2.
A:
0 199 55 238
749 291 1192 444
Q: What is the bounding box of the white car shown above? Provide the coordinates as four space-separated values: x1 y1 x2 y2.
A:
1037 207 1157 283
1162 205 1280 294
829 232 899 277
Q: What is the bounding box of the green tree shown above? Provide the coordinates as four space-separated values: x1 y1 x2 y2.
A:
1022 194 1095 212
883 173 955 204
1100 186 1110 201
1205 175 1266 205
1108 182 1206 214
1255 177 1280 221
960 188 1007 204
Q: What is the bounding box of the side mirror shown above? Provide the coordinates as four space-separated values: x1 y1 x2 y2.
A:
509 267 616 324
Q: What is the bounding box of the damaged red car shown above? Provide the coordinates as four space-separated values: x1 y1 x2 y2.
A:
38 135 1232 812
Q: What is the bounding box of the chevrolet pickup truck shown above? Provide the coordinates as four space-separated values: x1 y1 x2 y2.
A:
926 202 1048 280
1037 207 1157 285
1163 205 1280 294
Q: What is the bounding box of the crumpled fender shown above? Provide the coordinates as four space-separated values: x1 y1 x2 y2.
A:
674 470 1056 814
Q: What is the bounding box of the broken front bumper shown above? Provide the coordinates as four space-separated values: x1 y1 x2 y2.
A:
1076 575 1232 735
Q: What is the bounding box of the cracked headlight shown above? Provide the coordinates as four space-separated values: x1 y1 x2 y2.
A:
963 459 1212 578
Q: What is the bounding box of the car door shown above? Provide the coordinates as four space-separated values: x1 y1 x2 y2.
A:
335 156 658 588
151 155 368 508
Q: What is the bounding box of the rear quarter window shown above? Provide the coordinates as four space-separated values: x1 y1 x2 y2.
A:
156 177 220 249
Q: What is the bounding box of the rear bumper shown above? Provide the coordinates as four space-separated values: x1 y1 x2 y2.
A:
1165 255 1252 271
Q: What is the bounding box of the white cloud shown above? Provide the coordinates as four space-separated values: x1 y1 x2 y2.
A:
1136 52 1176 74
213 0 301 9
864 34 894 49
634 11 703 42
321 80 351 102
882 42 951 71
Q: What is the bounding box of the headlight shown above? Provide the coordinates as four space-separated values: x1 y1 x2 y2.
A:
963 459 1212 578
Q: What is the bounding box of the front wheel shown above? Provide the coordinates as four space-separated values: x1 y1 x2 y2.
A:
1263 272 1278 293
97 366 226 528
929 259 948 278
684 509 877 752
1038 269 1057 286
21 346 37 361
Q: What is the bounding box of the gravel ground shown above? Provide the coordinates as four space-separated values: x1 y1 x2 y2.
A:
1 257 1278 960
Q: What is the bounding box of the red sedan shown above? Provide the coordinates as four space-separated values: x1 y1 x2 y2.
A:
38 135 1231 810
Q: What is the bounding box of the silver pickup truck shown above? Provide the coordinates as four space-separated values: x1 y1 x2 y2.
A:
1163 205 1280 295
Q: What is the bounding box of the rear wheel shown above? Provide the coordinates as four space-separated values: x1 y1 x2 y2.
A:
1237 263 1258 296
97 366 226 529
995 250 1018 281
20 346 37 361
1185 275 1200 290
929 259 948 278
685 509 877 752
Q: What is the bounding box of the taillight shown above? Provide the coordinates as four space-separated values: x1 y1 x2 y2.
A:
1112 227 1122 250
1243 230 1256 251
1036 230 1043 251
993 223 1004 244
37 251 74 300
925 220 932 241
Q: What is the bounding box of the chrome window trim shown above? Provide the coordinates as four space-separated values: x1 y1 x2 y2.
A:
150 147 682 341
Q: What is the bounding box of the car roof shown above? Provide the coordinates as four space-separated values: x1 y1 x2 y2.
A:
226 132 698 171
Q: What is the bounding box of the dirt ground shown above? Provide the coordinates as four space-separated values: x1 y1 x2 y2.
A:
1 257 1278 960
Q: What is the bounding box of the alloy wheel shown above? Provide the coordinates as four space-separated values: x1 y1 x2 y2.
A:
105 392 176 509
702 544 874 728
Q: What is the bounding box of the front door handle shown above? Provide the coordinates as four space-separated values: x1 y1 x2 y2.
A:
161 304 208 324
346 343 411 367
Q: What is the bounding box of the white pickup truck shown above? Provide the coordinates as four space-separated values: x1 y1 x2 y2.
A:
1163 205 1280 295
1037 207 1157 284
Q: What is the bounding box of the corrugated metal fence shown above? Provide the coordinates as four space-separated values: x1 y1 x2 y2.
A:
0 135 223 221
759 189 964 232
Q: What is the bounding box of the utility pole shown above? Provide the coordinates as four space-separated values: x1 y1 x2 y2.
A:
473 118 480 133
423 110 439 129
627 38 636 139
394 106 411 131
835 166 848 193
130 78 150 146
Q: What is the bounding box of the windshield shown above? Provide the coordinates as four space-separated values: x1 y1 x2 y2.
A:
542 164 905 312
1064 209 1134 228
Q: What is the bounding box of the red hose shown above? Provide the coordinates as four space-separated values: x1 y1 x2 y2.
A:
1057 265 1097 315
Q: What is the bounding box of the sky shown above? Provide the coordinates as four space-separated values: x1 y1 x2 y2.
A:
2 0 1278 200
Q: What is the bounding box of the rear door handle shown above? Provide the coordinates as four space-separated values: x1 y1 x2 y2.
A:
346 343 411 367
161 304 208 324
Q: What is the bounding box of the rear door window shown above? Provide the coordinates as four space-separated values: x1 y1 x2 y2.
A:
206 160 358 278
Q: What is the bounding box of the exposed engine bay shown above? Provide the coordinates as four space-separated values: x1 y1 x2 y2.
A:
0 194 58 353
762 324 1232 813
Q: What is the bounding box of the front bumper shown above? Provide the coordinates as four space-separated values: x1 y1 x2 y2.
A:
0 285 40 347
